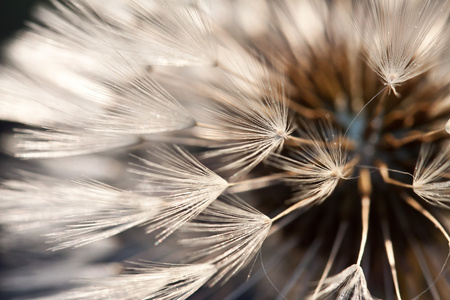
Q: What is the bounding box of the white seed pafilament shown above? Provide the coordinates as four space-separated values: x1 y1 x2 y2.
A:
413 142 450 207
0 67 102 127
180 195 271 286
353 0 450 94
12 128 138 158
269 122 349 206
197 62 295 179
120 0 218 66
130 145 228 244
0 173 161 250
0 173 96 232
308 264 375 300
27 0 217 67
38 262 217 300
270 0 328 52
87 71 196 134
10 69 195 158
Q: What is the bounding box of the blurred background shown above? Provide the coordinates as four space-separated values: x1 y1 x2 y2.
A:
0 0 45 134
0 1 44 299
0 0 46 170
0 1 44 47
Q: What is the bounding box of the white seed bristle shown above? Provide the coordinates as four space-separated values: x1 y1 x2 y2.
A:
413 143 450 207
180 195 271 286
9 70 195 158
269 122 348 206
37 262 216 300
130 145 228 243
354 0 449 89
196 61 295 179
308 264 375 300
0 173 160 250
29 0 217 67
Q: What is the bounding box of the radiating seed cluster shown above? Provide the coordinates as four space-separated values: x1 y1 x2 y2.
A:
0 0 449 299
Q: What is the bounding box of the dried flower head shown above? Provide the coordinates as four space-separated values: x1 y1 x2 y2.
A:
1 0 449 299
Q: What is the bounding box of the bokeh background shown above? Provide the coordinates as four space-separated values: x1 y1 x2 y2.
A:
0 0 45 137
0 1 45 54
0 0 47 168
0 1 45 299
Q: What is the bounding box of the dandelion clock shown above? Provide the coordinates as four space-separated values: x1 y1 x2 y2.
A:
1 0 449 299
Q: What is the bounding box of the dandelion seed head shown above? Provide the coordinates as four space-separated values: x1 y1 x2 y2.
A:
1 0 450 299
354 0 450 89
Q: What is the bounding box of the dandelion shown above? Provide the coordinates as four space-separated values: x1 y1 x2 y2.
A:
353 0 450 95
310 264 375 300
413 143 450 208
38 262 217 300
1 0 449 299
180 195 271 286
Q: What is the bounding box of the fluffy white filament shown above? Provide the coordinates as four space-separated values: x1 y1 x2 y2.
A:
180 195 271 286
0 173 161 250
29 0 217 67
39 262 216 300
12 128 138 158
130 146 228 244
309 264 375 300
0 173 100 232
197 63 295 179
269 123 348 206
11 72 195 158
0 68 100 127
354 0 450 93
87 73 196 134
413 143 450 207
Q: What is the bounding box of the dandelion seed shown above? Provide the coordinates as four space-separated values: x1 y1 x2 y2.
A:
180 195 271 286
40 262 217 300
130 145 228 244
0 172 97 232
121 0 218 66
87 72 196 134
309 264 375 300
12 128 139 158
0 173 161 249
10 70 195 158
195 61 295 179
413 142 450 207
0 68 98 127
353 0 450 94
269 122 349 206
26 0 217 67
